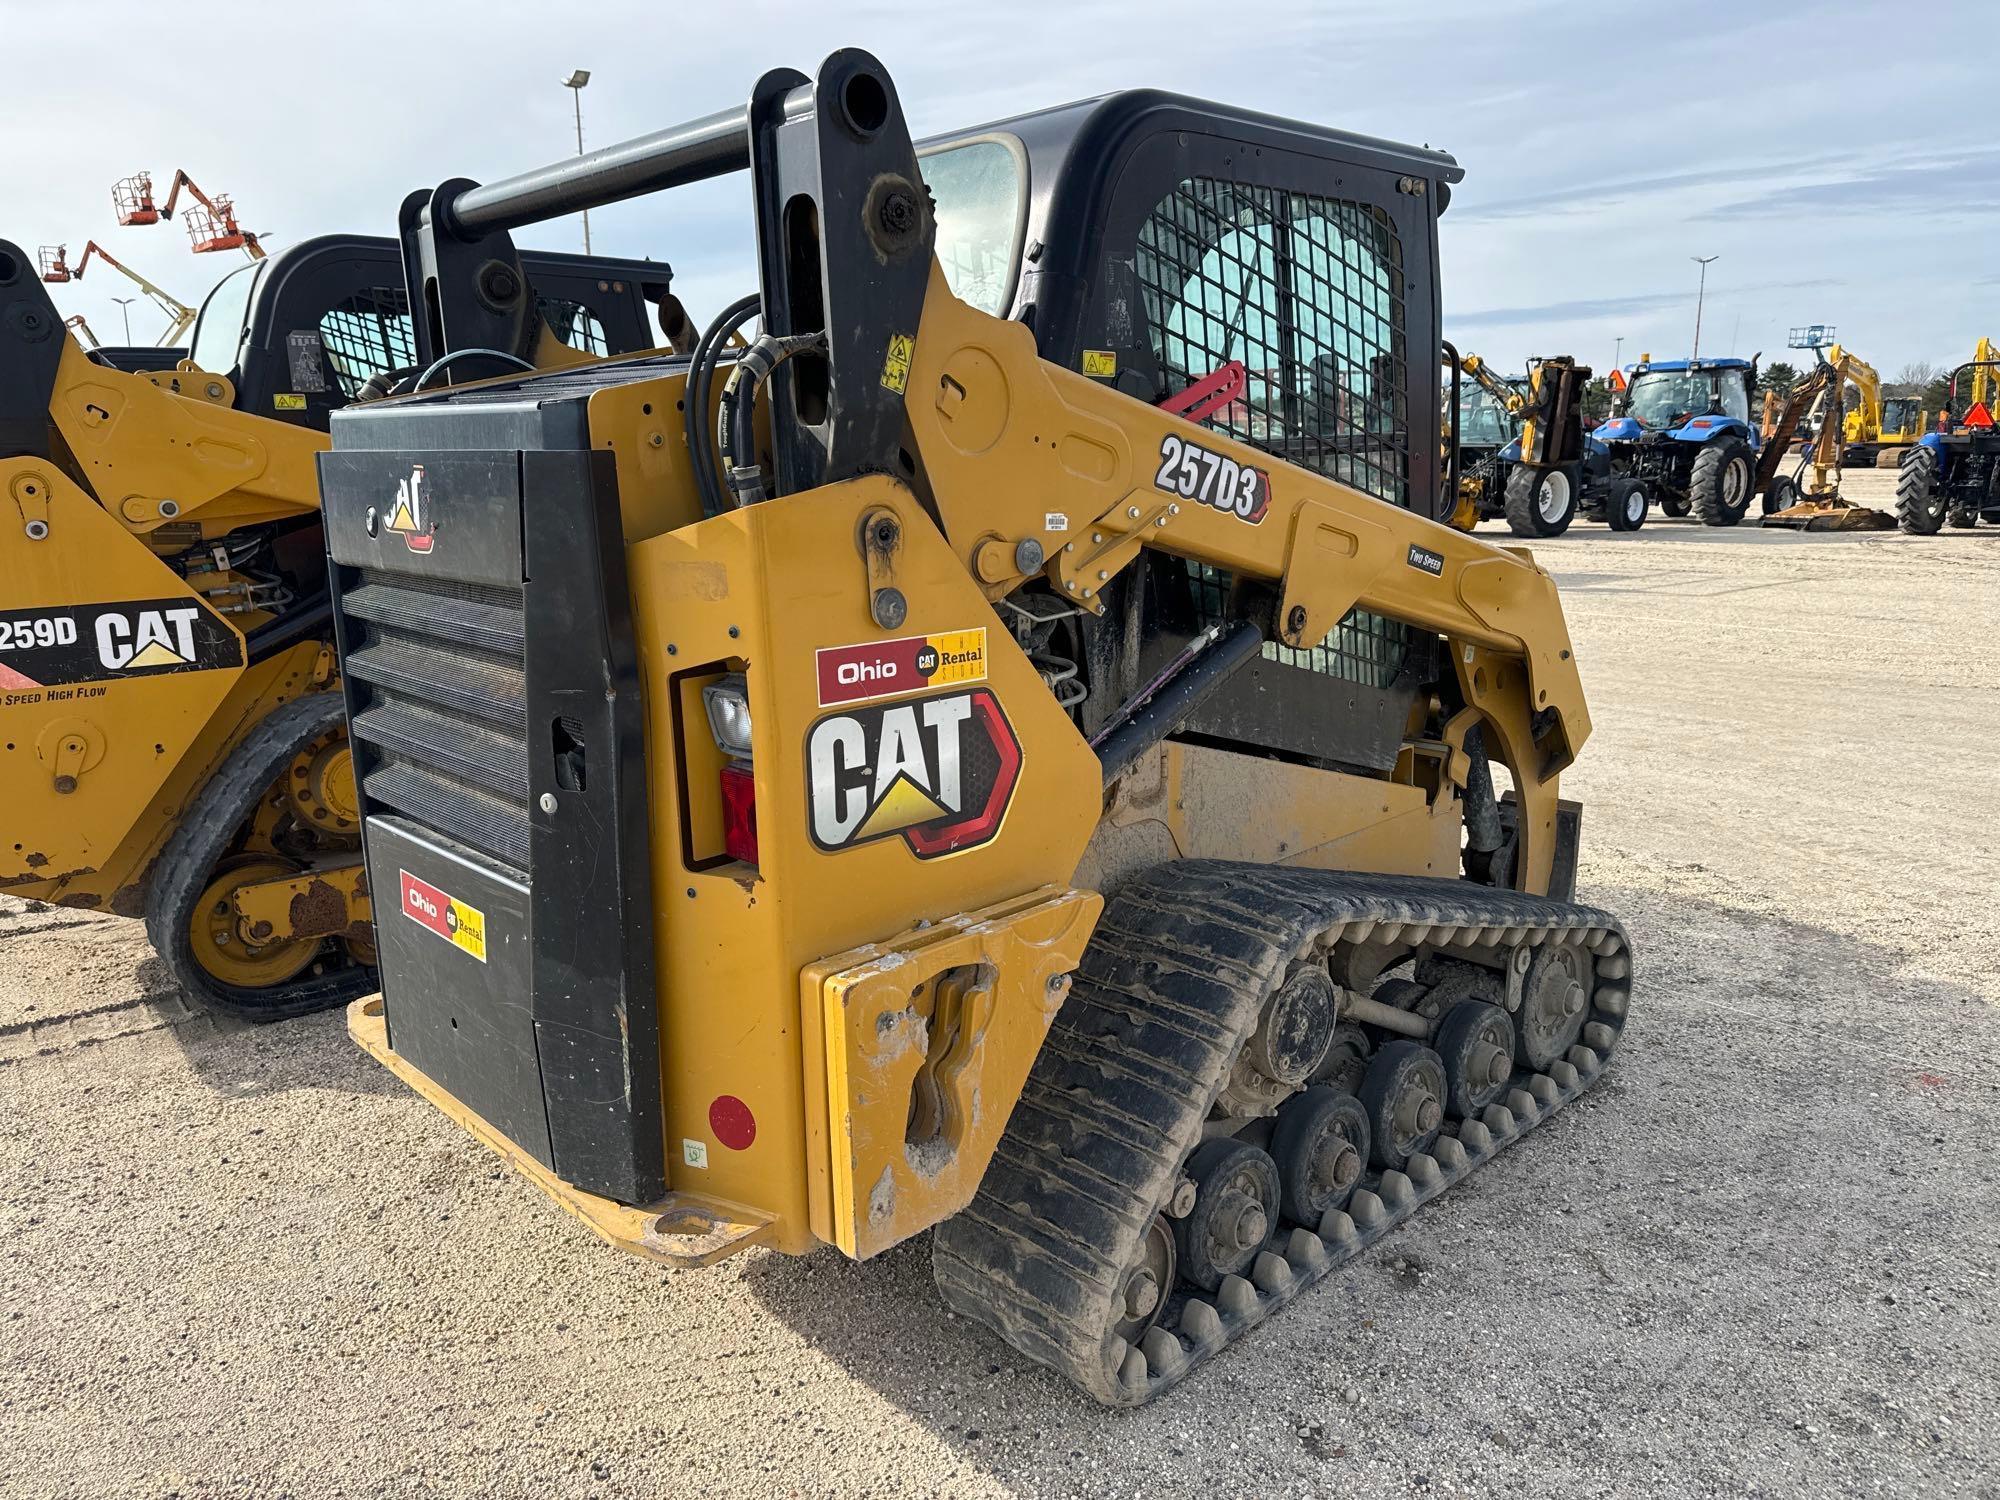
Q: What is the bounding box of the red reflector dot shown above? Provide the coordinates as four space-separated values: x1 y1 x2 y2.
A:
709 1094 756 1151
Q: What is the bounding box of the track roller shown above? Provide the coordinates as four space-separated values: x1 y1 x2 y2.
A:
1358 1040 1447 1169
1174 1139 1280 1291
1270 1086 1369 1226
1433 999 1516 1118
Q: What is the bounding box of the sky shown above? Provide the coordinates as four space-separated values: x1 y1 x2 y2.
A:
5 0 1994 380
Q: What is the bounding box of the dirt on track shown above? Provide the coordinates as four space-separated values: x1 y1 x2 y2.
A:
3 477 1997 1498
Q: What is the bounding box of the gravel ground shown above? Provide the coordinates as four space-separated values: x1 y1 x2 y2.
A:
3 471 1997 1498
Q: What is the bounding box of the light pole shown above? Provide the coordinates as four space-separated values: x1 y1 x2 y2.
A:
111 296 136 343
1690 255 1719 362
562 70 592 254
1613 335 1625 373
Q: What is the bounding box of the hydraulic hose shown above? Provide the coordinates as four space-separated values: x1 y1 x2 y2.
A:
720 331 828 507
684 294 762 518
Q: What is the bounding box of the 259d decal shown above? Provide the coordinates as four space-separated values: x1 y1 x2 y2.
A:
1154 434 1272 523
806 687 1021 859
0 597 241 692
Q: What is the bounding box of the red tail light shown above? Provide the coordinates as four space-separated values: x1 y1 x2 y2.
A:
720 763 758 866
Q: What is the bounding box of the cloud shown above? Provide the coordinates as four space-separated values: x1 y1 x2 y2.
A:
1449 155 1850 224
1707 148 2000 219
1451 279 1836 330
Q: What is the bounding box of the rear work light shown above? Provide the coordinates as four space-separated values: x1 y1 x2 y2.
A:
701 674 753 758
720 762 758 866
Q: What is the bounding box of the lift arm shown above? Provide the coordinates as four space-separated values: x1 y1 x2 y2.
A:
902 263 1588 891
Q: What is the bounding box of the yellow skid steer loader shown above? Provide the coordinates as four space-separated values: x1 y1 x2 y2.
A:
323 52 1630 1404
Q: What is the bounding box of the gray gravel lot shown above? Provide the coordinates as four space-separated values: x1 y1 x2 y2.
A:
3 470 1996 1498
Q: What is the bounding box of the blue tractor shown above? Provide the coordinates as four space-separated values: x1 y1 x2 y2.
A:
1894 353 2000 534
1593 356 1763 525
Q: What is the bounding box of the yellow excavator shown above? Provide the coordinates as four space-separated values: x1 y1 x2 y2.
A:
1857 389 1928 468
324 51 1632 1406
1 233 683 1017
1802 343 1927 469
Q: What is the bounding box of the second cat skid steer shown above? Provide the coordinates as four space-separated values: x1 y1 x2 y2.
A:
326 52 1633 1405
0 234 678 1020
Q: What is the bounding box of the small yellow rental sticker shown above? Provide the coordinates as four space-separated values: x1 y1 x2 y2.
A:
881 333 915 393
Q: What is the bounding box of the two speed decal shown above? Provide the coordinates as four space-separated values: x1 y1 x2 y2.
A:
1153 435 1272 523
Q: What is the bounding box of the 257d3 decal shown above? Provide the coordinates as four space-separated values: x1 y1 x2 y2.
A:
1154 434 1272 523
0 597 241 693
806 687 1021 859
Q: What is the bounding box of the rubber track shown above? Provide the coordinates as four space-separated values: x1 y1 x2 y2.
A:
142 692 376 1023
933 860 1631 1406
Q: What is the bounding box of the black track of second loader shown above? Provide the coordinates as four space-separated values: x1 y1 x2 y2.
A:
934 859 1631 1405
143 692 377 1022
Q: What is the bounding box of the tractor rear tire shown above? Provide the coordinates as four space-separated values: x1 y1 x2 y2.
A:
1689 438 1755 526
1895 447 1945 535
1604 476 1649 532
1503 465 1576 537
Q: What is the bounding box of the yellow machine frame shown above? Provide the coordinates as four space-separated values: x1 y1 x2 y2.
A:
4 311 634 935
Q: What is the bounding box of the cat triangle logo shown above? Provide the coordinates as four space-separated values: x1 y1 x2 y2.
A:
125 640 190 669
854 771 952 841
386 465 435 553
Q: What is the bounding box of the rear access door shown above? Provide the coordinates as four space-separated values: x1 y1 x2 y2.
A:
320 379 664 1204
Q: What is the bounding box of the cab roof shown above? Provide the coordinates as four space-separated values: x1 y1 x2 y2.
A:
918 90 1462 306
1631 358 1754 374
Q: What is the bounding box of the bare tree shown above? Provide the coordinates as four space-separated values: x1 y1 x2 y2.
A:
1896 360 1942 388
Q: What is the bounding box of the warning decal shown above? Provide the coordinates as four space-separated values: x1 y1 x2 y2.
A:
816 627 987 708
399 869 488 963
881 333 915 394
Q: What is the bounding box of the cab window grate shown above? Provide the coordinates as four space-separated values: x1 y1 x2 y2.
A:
317 289 613 399
1183 562 1408 691
1137 178 1411 510
319 287 417 399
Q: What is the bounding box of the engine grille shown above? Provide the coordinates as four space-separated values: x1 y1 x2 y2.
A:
343 567 530 870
